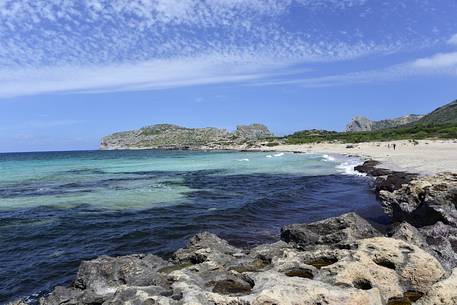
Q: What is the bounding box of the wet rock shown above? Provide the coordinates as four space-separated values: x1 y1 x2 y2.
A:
354 160 418 192
379 173 457 227
280 213 381 249
416 268 457 305
39 286 84 305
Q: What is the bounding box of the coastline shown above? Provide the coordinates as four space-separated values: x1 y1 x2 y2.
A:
251 139 457 176
8 144 457 305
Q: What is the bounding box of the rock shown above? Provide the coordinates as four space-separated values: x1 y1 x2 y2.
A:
389 222 428 249
7 300 29 305
247 271 384 305
319 237 445 301
280 213 381 249
416 268 457 305
39 286 84 305
172 232 240 267
354 160 418 192
345 115 423 132
419 222 457 270
233 124 273 141
38 213 450 305
73 254 169 295
100 123 274 150
378 173 457 227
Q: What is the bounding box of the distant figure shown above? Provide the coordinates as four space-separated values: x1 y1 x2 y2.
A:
393 144 396 150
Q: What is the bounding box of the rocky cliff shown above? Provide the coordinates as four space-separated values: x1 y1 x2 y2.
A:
100 124 274 150
345 114 424 132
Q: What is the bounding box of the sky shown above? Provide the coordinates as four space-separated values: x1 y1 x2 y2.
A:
0 0 457 152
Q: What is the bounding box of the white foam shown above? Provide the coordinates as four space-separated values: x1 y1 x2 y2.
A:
237 158 250 162
322 154 336 162
273 152 285 157
266 155 273 158
335 159 366 176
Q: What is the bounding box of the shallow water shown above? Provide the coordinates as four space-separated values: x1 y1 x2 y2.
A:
0 150 387 303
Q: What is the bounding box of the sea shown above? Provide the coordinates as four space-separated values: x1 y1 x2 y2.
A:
0 150 388 303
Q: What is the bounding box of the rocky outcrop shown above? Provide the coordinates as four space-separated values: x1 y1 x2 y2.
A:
356 160 457 271
100 124 274 150
378 173 457 227
35 213 450 305
345 114 423 132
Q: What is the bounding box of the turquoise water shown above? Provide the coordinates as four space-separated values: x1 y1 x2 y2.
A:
0 150 385 303
0 150 346 210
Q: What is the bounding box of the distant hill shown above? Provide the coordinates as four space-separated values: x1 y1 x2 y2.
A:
346 115 424 132
415 100 457 125
100 123 274 150
288 99 457 144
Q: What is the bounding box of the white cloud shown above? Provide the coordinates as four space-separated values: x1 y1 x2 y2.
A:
447 33 457 46
0 55 291 97
255 51 457 88
413 52 457 69
0 0 455 97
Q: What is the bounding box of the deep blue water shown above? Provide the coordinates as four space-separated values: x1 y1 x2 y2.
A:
0 150 387 303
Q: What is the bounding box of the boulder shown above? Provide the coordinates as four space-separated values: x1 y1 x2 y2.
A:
319 237 445 301
280 213 381 249
419 222 457 270
379 173 457 227
389 221 428 249
417 268 457 305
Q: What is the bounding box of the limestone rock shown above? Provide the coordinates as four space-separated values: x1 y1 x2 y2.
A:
389 221 428 249
416 268 457 305
100 123 274 150
280 213 381 249
73 254 169 296
320 237 445 301
345 114 423 132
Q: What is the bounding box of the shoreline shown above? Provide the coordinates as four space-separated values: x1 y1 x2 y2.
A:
8 146 457 305
249 139 457 176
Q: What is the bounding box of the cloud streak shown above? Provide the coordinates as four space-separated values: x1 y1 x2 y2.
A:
0 0 456 97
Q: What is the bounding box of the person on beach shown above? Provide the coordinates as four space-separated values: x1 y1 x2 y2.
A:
393 144 396 150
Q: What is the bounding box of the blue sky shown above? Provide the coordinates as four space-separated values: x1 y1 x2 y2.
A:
0 0 457 152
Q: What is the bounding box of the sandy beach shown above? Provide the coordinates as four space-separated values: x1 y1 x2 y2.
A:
259 140 457 175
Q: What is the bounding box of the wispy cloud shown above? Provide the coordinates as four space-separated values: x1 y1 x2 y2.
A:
0 0 456 97
447 33 457 46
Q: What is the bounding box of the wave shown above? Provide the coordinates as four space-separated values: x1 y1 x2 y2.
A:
321 154 365 176
237 159 250 162
322 154 336 162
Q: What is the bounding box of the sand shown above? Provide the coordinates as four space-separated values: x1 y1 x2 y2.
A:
257 140 457 176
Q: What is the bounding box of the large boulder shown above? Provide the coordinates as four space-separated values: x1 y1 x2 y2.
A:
379 173 457 227
319 237 445 302
280 213 381 249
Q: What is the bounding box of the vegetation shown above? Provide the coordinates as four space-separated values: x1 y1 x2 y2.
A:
285 123 457 144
